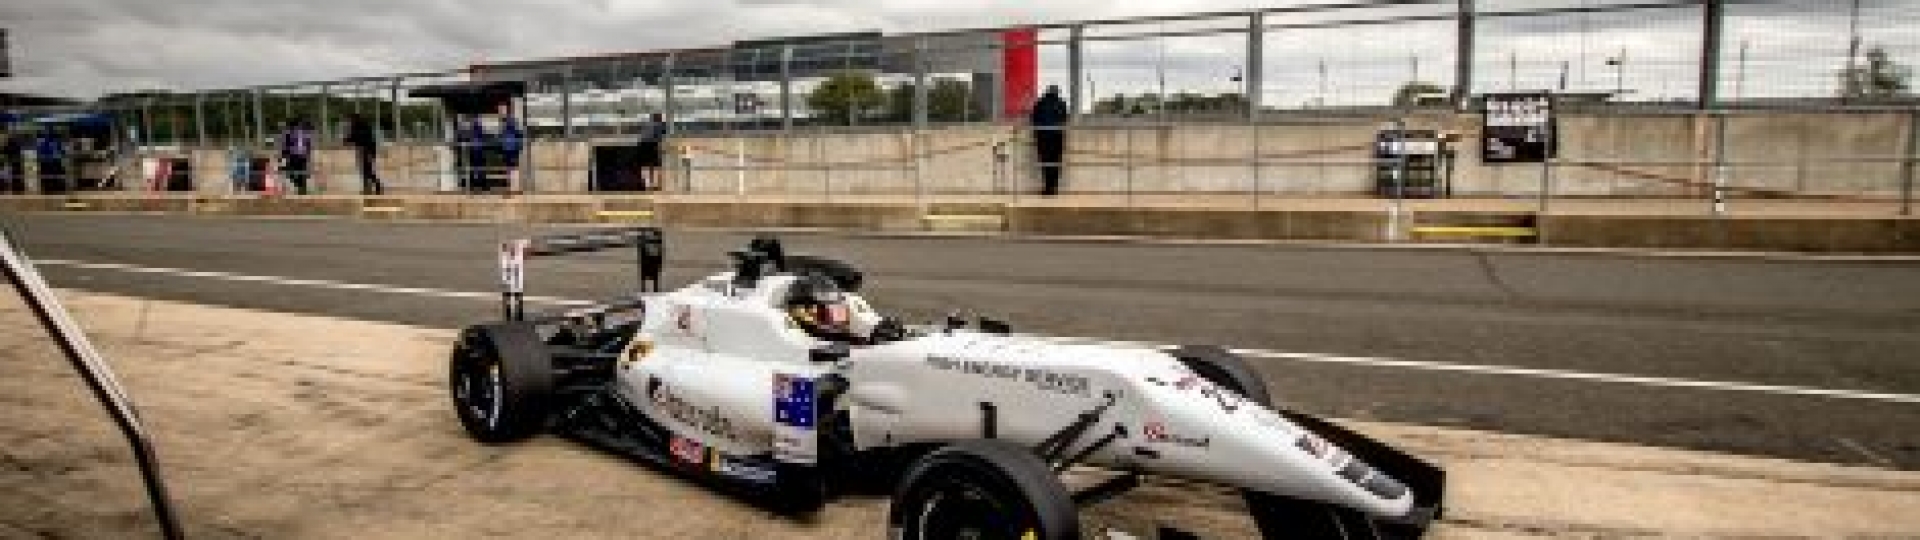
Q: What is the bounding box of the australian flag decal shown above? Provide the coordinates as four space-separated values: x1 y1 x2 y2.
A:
773 374 816 429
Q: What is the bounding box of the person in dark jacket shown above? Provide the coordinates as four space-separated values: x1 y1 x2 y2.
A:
636 112 667 191
460 114 489 192
496 105 525 193
35 128 68 194
1 129 25 194
1029 85 1070 196
279 119 315 195
345 114 382 195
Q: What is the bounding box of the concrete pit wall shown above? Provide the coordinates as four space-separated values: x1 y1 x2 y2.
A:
75 110 1920 199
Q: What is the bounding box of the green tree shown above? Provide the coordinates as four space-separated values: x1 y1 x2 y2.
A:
1163 92 1246 113
884 78 979 123
1392 81 1447 106
1838 46 1912 100
808 70 885 126
927 79 976 122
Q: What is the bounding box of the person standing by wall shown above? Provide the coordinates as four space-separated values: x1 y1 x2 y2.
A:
636 112 667 191
345 114 383 195
35 127 68 194
1 128 24 194
278 119 314 195
496 104 525 193
228 143 252 193
459 114 489 192
1029 85 1070 197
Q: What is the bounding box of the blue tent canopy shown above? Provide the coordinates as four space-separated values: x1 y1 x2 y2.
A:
1 111 116 128
26 112 116 127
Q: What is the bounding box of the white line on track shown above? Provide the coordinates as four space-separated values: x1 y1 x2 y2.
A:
34 257 1920 406
37 259 594 307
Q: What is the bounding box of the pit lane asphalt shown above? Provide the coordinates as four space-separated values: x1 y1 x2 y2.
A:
5 213 1918 470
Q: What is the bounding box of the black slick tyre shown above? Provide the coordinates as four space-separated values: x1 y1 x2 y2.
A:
449 322 554 443
1171 344 1272 406
888 440 1078 540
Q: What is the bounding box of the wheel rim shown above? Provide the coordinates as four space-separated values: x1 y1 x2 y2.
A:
911 474 1027 540
453 337 502 428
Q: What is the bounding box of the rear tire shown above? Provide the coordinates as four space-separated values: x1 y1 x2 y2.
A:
449 322 554 443
888 440 1079 540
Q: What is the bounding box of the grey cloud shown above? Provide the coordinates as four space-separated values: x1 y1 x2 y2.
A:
0 0 1907 101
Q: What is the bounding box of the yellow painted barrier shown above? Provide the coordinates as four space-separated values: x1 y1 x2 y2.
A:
1411 226 1538 237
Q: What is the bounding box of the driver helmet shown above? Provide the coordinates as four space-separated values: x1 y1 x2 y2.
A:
786 273 851 339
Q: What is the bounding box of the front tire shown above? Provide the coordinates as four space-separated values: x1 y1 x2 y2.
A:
888 440 1078 540
1175 346 1387 538
449 322 554 442
1171 344 1272 406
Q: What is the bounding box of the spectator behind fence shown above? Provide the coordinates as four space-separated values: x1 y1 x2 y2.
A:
279 119 314 195
1030 85 1070 197
345 114 383 195
460 114 489 192
1 129 25 194
497 104 524 193
637 113 669 191
229 144 252 193
35 128 68 194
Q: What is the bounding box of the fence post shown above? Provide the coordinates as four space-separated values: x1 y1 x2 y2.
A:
193 93 207 149
138 98 152 151
251 88 265 149
1246 12 1264 120
389 78 403 144
663 54 677 133
515 80 533 194
1388 118 1409 242
1455 0 1475 110
1248 11 1265 210
1068 25 1085 118
1537 94 1557 245
1716 111 1733 216
914 38 930 213
780 45 794 133
316 84 331 142
561 66 575 139
1125 127 1136 207
1698 0 1725 110
1902 108 1917 216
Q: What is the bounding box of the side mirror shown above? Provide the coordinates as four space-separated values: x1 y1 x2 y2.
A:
810 342 850 363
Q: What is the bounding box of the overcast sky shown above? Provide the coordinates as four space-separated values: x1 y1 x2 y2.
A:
2 0 1915 103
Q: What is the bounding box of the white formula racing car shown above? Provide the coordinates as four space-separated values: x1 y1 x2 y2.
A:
449 228 1444 539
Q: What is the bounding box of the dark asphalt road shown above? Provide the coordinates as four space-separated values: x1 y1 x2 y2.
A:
5 213 1919 469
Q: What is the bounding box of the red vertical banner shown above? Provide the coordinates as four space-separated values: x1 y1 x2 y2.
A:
1001 28 1039 121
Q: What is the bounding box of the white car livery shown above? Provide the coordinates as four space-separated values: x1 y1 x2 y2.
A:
450 228 1444 539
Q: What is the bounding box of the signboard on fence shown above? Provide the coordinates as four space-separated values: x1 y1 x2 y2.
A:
1481 93 1555 164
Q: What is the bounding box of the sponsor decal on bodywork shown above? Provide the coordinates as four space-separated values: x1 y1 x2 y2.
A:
925 356 1091 396
1143 421 1210 448
773 374 816 429
1145 374 1244 413
647 377 746 442
670 436 705 465
709 453 778 484
673 304 694 334
772 373 819 464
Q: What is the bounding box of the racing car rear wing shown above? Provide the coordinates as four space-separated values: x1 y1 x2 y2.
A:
500 227 663 323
